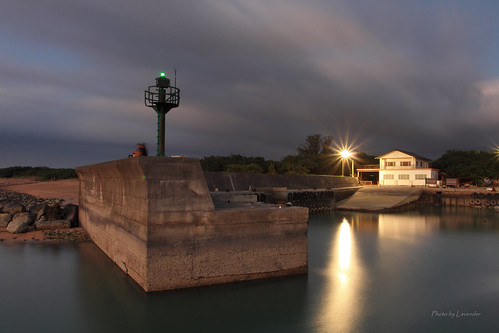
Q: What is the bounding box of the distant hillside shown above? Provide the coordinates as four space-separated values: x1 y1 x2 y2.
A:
0 166 77 181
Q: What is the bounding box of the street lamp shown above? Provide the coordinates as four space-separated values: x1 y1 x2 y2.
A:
340 150 355 177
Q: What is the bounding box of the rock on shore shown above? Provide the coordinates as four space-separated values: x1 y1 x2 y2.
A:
0 189 78 234
0 213 12 228
7 220 29 234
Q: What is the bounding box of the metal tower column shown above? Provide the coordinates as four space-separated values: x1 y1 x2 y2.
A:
144 72 180 156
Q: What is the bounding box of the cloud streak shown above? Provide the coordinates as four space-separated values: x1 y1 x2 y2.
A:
0 0 498 167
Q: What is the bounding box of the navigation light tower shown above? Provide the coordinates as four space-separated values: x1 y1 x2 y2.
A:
144 72 180 156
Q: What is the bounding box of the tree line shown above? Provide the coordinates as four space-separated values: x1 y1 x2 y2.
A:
201 134 378 176
201 134 499 184
0 166 77 181
431 150 499 185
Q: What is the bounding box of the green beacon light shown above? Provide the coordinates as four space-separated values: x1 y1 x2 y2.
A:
160 72 166 77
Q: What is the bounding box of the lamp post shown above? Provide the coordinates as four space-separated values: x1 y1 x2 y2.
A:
340 150 355 177
340 150 350 176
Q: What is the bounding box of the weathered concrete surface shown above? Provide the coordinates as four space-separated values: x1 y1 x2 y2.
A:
210 191 258 204
76 157 308 292
336 186 423 211
146 205 308 290
204 172 360 191
205 173 360 214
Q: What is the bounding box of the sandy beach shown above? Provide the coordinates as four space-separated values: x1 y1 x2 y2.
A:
0 178 79 204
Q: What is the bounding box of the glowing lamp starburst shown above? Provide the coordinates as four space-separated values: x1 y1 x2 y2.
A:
340 150 352 159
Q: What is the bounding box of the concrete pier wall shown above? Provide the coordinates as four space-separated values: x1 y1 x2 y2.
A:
205 172 360 213
204 172 360 191
76 157 308 292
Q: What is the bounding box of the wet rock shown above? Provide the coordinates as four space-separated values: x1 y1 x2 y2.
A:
2 202 25 215
7 220 29 234
45 203 62 220
35 219 71 230
62 204 78 227
12 212 34 226
0 213 12 227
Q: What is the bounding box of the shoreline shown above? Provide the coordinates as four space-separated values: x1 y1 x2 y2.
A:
0 227 90 243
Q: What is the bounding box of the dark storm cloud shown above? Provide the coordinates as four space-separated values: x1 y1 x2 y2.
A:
0 0 498 167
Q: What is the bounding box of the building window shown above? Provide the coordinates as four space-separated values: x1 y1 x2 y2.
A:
415 174 426 180
400 161 411 167
384 174 394 180
386 162 396 167
398 174 410 180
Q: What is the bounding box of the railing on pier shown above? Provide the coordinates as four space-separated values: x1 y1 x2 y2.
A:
357 164 379 170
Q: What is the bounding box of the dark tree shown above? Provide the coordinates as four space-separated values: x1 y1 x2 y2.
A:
431 150 499 185
355 152 378 166
279 134 335 175
297 134 334 157
200 154 267 172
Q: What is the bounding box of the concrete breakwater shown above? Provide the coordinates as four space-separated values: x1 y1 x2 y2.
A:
204 172 360 191
76 157 309 292
286 190 336 214
210 189 341 214
421 189 499 209
205 172 360 213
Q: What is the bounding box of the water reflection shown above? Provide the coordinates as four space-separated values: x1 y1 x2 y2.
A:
316 217 364 332
345 206 499 237
337 219 351 283
378 214 434 240
376 207 499 236
2 207 499 332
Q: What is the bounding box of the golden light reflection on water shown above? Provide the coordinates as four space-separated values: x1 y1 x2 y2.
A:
378 214 436 240
316 218 363 332
338 219 352 273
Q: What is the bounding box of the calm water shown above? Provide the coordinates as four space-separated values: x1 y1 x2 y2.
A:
1 207 498 333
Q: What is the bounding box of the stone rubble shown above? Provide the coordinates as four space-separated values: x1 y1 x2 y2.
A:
0 188 78 234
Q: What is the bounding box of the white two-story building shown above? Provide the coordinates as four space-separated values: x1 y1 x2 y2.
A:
377 149 439 186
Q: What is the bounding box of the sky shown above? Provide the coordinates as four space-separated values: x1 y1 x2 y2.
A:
1 0 498 168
